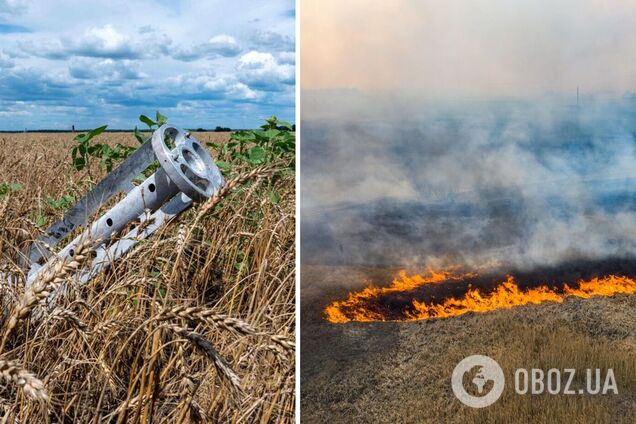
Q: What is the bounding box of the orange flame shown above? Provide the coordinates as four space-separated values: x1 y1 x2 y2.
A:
324 270 636 323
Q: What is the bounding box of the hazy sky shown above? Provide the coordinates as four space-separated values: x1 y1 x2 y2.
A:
302 0 636 97
0 0 294 130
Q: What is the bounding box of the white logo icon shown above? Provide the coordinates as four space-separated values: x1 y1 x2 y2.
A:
452 355 505 408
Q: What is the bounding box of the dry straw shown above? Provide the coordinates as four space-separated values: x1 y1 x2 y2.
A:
0 359 48 401
0 236 93 351
0 132 295 422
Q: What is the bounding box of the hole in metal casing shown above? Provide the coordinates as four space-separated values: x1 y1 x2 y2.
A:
180 163 210 193
182 148 206 175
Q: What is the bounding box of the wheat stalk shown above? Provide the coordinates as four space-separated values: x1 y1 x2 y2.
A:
156 305 295 353
195 165 277 221
165 324 242 393
0 359 48 401
0 197 9 224
171 166 277 280
49 307 88 333
0 237 93 352
92 319 124 337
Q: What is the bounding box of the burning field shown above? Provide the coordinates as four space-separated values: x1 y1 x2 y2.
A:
324 267 636 323
300 96 636 423
301 263 636 423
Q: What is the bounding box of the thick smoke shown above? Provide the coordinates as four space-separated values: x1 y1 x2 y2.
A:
301 91 636 271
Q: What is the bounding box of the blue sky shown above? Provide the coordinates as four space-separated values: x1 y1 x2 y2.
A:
0 0 295 130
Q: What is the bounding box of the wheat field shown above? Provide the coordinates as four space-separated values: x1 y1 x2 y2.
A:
0 132 295 423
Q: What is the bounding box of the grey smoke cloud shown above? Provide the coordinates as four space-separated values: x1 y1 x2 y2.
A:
301 91 636 271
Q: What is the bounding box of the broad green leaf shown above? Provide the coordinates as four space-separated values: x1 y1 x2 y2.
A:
88 144 102 155
261 116 278 130
0 182 22 197
134 127 147 144
139 114 156 129
268 190 280 204
277 120 293 130
274 137 295 152
35 215 46 227
44 195 59 209
74 124 106 144
248 146 266 164
74 134 89 143
253 131 269 142
216 161 231 171
87 125 108 139
156 111 168 126
231 132 255 142
263 129 281 139
72 157 86 170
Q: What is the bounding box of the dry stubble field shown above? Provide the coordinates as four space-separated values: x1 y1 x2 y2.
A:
0 132 295 423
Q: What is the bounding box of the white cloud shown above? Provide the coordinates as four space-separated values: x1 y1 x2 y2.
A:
208 34 240 56
0 51 14 68
237 51 294 90
0 0 28 17
24 24 169 59
228 82 260 100
250 30 293 51
0 109 30 116
169 33 241 61
138 25 154 34
0 0 295 130
170 72 260 100
69 58 145 81
277 51 295 64
82 25 128 53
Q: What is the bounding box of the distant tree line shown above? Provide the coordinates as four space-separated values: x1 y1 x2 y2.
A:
1 123 296 133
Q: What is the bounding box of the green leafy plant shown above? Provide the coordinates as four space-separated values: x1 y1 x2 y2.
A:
33 213 47 227
135 111 168 144
133 111 167 178
210 116 295 172
0 182 22 198
44 194 76 210
71 124 136 174
69 114 293 207
71 125 107 172
71 111 169 179
72 114 294 179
